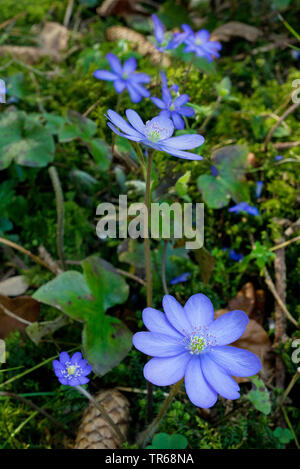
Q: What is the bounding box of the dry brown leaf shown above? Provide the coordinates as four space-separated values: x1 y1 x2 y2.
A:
0 46 60 63
215 283 272 383
97 0 151 17
40 22 69 52
106 26 170 66
211 21 263 42
0 294 40 338
74 389 130 449
0 275 29 297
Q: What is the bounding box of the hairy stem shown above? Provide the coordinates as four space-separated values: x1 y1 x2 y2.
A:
162 240 169 295
48 166 66 271
75 385 126 445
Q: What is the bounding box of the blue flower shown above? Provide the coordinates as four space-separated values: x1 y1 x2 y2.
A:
180 25 222 62
274 155 283 161
229 202 259 217
223 248 244 262
0 79 6 103
255 181 263 199
151 15 182 52
210 165 219 177
94 53 151 103
133 294 261 408
105 109 204 160
151 72 194 130
53 351 92 386
170 272 191 285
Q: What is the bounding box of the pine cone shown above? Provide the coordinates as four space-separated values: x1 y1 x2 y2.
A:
74 389 130 449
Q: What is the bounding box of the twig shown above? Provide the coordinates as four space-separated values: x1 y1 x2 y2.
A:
48 167 66 271
0 304 33 326
279 370 300 406
270 235 300 252
264 267 298 327
273 238 286 388
263 102 300 151
200 96 222 133
63 0 74 27
115 268 146 286
0 237 55 273
0 12 26 31
274 141 300 150
83 97 101 117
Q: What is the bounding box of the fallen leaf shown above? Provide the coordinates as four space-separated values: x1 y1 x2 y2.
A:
0 295 40 338
0 275 29 297
211 22 263 43
97 0 150 17
215 283 272 383
26 315 68 345
40 22 69 52
106 26 170 66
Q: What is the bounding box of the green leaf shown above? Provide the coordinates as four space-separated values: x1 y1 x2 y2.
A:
82 256 129 314
82 314 132 376
273 427 294 444
58 110 97 142
246 376 271 415
87 138 111 170
147 433 188 449
197 174 230 209
0 111 55 170
175 171 191 202
32 271 94 321
216 77 231 98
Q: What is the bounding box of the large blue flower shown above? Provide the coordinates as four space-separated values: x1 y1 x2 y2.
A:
106 109 204 160
53 351 92 386
94 53 151 103
229 202 259 217
151 72 195 130
133 294 261 408
179 25 222 62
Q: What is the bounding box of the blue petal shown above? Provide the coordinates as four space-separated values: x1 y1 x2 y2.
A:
177 106 195 117
174 94 190 108
123 56 137 75
59 351 70 364
106 110 141 137
127 83 143 103
78 376 90 385
201 354 240 400
144 353 191 386
130 81 150 98
162 295 193 335
185 356 218 408
93 70 117 81
132 331 184 357
209 310 249 346
107 122 142 142
152 14 164 44
106 52 123 75
114 79 126 93
159 145 203 160
58 377 69 385
184 293 214 329
131 73 151 83
151 97 166 110
171 112 185 130
162 134 204 149
71 352 83 364
160 71 168 88
142 307 183 339
210 345 261 377
125 109 145 134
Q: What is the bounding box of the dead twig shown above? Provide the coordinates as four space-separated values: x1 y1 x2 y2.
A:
0 237 55 273
263 102 300 151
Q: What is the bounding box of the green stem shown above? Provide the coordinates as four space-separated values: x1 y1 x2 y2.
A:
48 166 66 271
182 58 193 91
144 150 153 308
162 240 169 295
200 95 222 133
144 149 153 422
137 379 183 448
75 385 126 445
